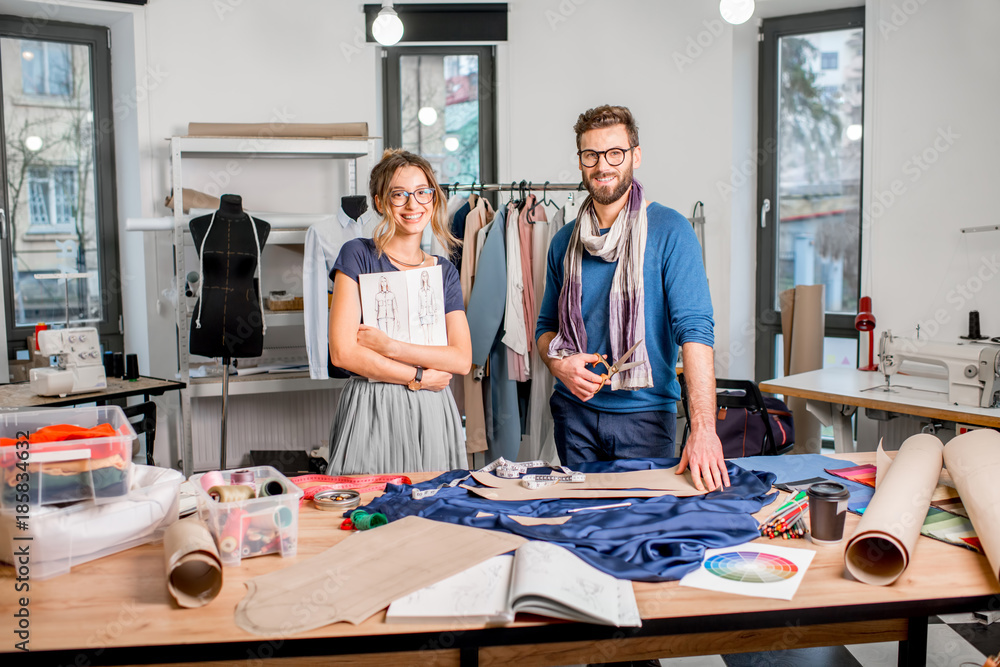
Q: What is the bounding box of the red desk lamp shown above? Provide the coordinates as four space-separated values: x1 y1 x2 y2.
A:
855 296 878 371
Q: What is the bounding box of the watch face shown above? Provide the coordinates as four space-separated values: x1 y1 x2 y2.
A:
408 379 421 391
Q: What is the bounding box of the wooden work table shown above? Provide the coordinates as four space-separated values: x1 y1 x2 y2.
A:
1 454 998 666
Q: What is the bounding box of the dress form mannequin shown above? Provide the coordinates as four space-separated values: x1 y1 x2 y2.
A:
189 194 270 469
341 194 368 220
189 194 271 358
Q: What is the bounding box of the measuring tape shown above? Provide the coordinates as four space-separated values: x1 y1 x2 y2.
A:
520 472 586 489
290 474 411 501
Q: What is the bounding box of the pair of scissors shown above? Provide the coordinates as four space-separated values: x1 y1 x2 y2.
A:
590 339 645 386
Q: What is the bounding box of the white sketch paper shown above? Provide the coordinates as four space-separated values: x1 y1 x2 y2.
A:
359 265 445 345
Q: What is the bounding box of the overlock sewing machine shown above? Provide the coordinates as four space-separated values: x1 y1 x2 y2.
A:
878 330 1000 408
29 327 107 397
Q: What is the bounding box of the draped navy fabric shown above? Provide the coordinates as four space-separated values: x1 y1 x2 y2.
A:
361 458 776 582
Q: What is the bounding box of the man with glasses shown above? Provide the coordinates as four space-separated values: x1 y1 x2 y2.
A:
537 105 728 494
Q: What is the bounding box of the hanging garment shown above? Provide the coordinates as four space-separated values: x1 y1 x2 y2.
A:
303 207 378 379
520 205 566 463
460 197 495 454
503 202 529 381
467 206 520 460
361 457 776 582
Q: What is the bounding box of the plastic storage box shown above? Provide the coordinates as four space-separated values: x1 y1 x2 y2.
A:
0 405 135 510
0 464 183 580
189 466 303 566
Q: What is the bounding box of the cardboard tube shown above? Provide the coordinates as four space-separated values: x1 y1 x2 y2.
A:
943 429 1000 584
163 519 223 608
844 434 943 585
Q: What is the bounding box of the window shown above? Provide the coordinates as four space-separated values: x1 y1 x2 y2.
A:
27 166 78 230
755 8 865 381
1 18 121 354
384 45 497 190
20 40 72 97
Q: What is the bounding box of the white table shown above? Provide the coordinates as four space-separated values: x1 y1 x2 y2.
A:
760 367 1000 452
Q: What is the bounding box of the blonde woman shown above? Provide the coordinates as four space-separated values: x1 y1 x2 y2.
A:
327 149 470 474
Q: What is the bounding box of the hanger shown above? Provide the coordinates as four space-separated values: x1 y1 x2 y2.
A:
528 181 551 220
517 180 529 212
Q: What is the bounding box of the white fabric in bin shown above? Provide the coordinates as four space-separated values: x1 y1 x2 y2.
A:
0 464 183 579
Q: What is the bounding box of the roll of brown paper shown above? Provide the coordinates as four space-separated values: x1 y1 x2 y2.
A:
163 519 224 608
943 429 1000 584
844 434 943 585
780 285 826 454
187 122 369 139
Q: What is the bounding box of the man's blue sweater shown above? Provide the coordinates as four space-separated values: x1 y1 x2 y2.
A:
536 202 714 413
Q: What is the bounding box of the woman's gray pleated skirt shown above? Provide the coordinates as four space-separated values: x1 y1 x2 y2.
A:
327 377 465 474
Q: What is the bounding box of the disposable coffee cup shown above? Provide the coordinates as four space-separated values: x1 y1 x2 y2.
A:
807 482 850 545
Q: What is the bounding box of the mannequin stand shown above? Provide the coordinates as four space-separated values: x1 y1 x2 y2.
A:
221 356 231 469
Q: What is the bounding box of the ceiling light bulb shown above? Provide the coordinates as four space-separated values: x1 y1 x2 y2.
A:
444 136 459 152
372 2 404 46
418 107 438 127
25 136 42 151
846 124 863 141
719 0 755 25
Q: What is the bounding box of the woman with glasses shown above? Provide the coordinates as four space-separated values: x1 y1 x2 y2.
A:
326 149 471 474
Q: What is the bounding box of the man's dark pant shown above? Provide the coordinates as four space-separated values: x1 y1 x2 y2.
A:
550 391 676 466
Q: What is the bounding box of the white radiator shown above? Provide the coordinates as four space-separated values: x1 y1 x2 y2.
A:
191 387 342 471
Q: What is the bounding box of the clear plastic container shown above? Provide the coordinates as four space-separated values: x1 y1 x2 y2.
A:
0 405 135 510
0 464 183 580
189 466 303 566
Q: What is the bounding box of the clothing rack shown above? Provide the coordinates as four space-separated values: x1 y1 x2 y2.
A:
442 180 585 202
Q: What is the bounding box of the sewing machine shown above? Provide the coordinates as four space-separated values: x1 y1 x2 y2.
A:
29 327 107 397
878 330 1000 408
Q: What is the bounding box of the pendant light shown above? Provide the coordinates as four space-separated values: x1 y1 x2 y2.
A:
720 0 755 25
372 1 404 46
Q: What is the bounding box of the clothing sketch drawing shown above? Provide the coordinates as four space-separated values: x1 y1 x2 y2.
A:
417 269 440 344
375 275 400 337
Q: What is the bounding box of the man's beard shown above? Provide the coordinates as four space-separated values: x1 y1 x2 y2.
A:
585 165 633 206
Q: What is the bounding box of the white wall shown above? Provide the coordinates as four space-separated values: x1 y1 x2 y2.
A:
863 0 1000 344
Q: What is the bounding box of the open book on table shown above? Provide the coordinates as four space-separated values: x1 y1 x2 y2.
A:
386 540 641 627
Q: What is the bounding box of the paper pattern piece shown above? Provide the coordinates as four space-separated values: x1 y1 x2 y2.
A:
679 542 815 601
387 541 640 627
163 519 223 608
465 467 705 502
825 464 876 488
942 429 1000 584
844 434 943 586
359 265 446 345
235 516 525 634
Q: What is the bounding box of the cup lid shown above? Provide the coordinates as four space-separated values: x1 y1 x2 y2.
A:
807 481 850 500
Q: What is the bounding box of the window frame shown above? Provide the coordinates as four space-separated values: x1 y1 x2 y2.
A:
754 7 866 382
382 44 498 191
0 17 122 357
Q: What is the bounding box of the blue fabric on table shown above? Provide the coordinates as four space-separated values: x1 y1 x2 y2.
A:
360 457 776 582
730 454 874 513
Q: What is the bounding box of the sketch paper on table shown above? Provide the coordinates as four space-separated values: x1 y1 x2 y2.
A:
359 264 446 345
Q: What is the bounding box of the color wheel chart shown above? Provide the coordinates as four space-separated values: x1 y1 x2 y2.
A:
704 551 799 583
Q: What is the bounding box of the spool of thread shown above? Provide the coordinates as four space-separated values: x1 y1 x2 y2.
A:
349 509 388 530
103 350 115 377
112 352 124 378
199 470 226 492
273 506 294 528
961 310 988 340
259 479 285 497
230 469 256 496
209 485 255 503
125 353 139 380
186 271 201 298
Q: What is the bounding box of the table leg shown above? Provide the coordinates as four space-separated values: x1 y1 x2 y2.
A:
897 616 928 667
460 645 479 667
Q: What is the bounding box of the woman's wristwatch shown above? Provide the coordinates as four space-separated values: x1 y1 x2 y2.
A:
407 367 423 391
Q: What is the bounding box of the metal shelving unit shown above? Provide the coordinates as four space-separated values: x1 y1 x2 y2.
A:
168 135 375 475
